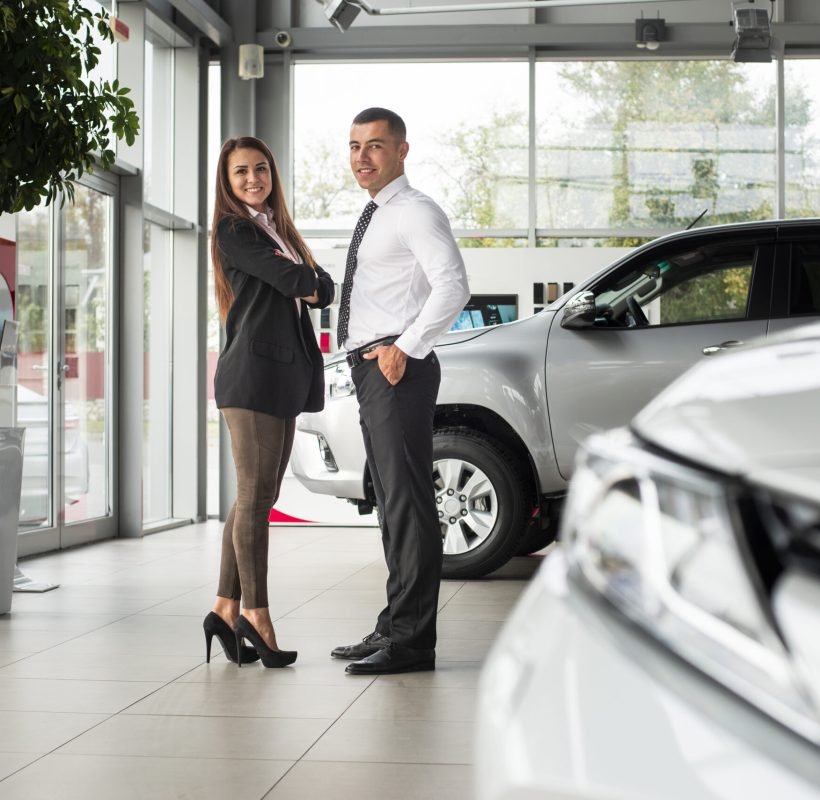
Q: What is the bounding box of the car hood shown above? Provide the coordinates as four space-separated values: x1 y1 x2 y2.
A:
435 326 498 347
322 325 499 370
632 322 820 504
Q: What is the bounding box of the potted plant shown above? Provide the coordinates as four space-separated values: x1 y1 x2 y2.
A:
0 0 140 214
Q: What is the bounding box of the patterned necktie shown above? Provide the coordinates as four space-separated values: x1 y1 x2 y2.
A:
337 200 378 349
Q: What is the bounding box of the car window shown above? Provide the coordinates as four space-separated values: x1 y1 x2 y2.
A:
789 243 820 316
593 242 756 328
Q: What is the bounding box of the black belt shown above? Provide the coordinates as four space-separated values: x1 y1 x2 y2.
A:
346 336 399 368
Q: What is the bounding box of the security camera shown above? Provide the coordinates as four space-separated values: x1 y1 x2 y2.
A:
274 30 292 48
319 0 361 32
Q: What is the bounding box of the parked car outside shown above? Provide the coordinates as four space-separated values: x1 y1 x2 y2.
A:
291 219 820 578
17 384 89 525
474 321 820 800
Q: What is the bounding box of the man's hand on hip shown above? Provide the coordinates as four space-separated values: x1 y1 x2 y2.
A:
365 344 407 385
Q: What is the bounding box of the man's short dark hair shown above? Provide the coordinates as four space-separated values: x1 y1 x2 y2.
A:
352 107 407 141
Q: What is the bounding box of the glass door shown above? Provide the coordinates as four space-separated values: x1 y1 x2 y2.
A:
16 181 117 555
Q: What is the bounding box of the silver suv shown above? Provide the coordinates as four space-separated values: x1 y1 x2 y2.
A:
291 219 820 578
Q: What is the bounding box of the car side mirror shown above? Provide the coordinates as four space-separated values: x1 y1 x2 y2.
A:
561 291 596 329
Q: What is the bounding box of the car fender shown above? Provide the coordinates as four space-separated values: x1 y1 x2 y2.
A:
435 312 564 494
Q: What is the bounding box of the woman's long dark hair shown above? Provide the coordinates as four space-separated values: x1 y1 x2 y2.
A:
211 136 315 321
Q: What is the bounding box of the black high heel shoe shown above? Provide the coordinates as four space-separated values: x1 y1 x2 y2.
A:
203 612 260 664
234 615 297 668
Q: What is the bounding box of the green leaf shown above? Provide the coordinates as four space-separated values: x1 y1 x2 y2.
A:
0 0 140 213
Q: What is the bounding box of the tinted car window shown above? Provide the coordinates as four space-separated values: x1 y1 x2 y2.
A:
789 242 820 316
594 242 756 327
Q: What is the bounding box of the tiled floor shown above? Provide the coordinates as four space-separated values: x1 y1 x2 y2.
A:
0 521 541 799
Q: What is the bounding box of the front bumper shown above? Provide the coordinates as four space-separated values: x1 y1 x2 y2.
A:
291 393 368 501
474 548 820 800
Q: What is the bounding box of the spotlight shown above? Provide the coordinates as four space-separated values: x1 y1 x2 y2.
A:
635 16 665 50
318 0 362 32
731 2 772 62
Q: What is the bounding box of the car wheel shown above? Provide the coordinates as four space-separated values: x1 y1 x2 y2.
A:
433 427 530 579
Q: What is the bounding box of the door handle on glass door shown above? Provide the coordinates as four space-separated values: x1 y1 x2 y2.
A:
56 360 69 388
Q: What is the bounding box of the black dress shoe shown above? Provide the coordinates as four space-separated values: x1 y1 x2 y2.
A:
345 643 435 675
331 631 391 660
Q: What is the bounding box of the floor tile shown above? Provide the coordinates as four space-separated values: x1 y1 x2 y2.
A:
447 580 533 604
264 760 473 799
0 629 84 654
0 753 39 781
122 680 366 719
60 713 333 760
47 614 206 657
274 617 378 640
142 586 320 617
304 718 473 764
437 603 520 622
0 522 539 798
281 598 381 620
0 649 204 683
0 677 164 714
373 661 483 689
436 637 495 662
437 619 505 640
178 655 371 687
0 611 125 634
342 684 477 722
0 652 32 668
0 753 292 800
0 710 107 754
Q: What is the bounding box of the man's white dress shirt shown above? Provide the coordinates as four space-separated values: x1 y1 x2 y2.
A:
343 175 470 359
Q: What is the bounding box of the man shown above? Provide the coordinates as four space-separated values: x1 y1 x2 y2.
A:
332 108 470 675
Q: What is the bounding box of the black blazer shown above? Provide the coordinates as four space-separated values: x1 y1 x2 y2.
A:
213 216 334 418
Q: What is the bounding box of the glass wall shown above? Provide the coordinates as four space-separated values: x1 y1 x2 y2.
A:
289 57 820 245
293 61 530 235
535 61 777 237
144 38 174 210
207 62 221 519
15 206 53 527
785 60 820 217
142 30 176 524
143 223 172 523
15 185 113 534
62 184 111 524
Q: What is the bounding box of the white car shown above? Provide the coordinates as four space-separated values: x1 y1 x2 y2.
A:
475 322 820 800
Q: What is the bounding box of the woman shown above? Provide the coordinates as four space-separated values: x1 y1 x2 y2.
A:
203 136 334 668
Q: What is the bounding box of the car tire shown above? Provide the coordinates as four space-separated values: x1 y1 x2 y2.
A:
514 525 554 556
433 427 530 579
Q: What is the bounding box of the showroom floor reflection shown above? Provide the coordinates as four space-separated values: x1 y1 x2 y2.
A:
0 521 542 799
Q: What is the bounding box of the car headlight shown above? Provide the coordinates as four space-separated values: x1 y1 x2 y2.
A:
563 428 820 744
326 360 355 399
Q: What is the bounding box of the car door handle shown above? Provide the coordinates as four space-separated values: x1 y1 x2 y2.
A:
702 340 743 356
32 364 48 371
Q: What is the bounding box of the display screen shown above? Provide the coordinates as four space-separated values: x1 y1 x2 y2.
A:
450 294 517 330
